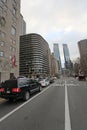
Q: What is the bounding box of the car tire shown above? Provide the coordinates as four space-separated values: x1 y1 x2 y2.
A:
23 91 30 101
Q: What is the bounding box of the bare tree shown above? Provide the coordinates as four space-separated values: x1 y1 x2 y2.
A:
73 57 80 74
80 55 87 74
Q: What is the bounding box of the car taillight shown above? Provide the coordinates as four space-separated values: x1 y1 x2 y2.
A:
12 88 21 93
0 88 4 92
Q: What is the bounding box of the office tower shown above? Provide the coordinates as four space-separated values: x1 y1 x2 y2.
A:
63 44 72 69
53 43 61 70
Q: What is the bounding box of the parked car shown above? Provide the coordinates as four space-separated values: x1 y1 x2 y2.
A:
78 73 86 81
53 77 57 80
50 77 54 84
0 77 42 101
39 78 50 87
74 73 78 78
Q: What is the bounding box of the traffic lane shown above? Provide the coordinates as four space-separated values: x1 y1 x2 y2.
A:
0 81 61 119
0 87 45 118
0 99 25 118
0 84 65 130
65 77 79 84
68 82 87 130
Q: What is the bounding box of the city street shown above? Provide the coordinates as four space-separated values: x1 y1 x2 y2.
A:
0 77 87 130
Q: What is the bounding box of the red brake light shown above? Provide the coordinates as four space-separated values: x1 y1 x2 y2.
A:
12 88 21 93
0 88 4 92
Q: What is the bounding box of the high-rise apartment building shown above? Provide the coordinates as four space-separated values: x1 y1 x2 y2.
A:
50 53 59 76
78 39 87 73
63 44 72 69
20 33 50 78
0 0 21 82
20 14 26 35
53 43 61 70
78 39 87 57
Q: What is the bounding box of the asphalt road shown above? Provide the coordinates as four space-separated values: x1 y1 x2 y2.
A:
0 77 87 130
68 79 87 130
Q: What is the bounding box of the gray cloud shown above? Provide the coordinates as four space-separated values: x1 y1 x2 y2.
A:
21 0 87 60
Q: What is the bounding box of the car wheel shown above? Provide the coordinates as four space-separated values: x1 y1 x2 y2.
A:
23 91 30 101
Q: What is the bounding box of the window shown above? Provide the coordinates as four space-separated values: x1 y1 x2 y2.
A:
3 6 8 17
12 7 16 15
3 10 7 17
13 0 17 5
10 46 12 51
1 32 5 38
11 26 16 36
0 6 3 12
12 18 17 25
13 40 16 44
10 46 16 52
9 55 12 59
0 51 4 57
1 0 7 3
0 17 6 26
10 38 13 44
13 21 16 26
0 31 5 38
13 47 16 52
13 0 16 3
10 39 16 44
0 41 5 46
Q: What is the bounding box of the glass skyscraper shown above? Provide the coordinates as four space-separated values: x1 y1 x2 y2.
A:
63 44 71 69
53 43 62 70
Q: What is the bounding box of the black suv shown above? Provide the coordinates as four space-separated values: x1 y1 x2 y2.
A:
0 77 42 101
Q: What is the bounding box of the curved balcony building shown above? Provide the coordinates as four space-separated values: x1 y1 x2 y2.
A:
20 33 50 77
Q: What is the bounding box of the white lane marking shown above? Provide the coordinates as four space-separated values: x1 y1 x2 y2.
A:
65 80 71 130
0 85 52 123
67 83 79 87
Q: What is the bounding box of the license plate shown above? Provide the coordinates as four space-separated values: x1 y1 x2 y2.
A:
7 90 10 93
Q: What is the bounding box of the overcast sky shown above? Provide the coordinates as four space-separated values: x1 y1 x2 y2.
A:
21 0 87 63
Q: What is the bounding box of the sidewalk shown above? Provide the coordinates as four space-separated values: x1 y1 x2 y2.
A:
0 98 6 102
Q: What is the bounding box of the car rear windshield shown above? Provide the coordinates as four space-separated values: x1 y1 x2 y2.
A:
2 80 17 88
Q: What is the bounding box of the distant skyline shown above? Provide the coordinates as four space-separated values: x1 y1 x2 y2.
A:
21 0 87 62
53 43 62 69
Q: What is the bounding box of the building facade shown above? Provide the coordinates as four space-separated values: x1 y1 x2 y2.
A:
53 43 62 71
50 53 59 76
20 33 50 78
20 14 26 36
78 39 87 74
48 48 51 76
0 0 21 82
63 44 72 72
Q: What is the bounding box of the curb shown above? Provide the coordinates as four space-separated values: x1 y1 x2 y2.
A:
0 98 6 102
